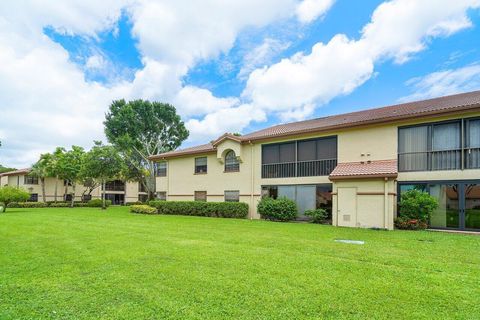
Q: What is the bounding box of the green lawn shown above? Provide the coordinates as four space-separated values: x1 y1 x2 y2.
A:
1 207 479 319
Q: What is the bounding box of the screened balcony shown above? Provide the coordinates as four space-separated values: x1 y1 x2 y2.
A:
398 118 480 172
261 136 337 179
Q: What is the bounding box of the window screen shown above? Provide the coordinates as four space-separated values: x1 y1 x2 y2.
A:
156 162 167 177
195 157 208 173
297 140 316 161
224 190 239 202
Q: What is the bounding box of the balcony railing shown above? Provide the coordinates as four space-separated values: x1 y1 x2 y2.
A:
399 149 464 172
262 159 337 178
103 184 125 191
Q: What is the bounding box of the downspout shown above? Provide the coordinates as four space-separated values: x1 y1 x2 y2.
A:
384 177 389 230
250 141 254 220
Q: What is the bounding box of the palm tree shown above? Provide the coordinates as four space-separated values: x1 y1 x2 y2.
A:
31 153 54 203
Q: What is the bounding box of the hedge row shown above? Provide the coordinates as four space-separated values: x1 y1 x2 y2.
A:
7 199 112 208
148 201 248 218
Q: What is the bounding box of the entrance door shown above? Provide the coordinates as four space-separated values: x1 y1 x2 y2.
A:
337 188 357 227
296 185 316 217
464 184 480 230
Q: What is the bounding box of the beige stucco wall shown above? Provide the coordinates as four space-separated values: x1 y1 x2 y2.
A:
0 174 144 203
154 110 480 227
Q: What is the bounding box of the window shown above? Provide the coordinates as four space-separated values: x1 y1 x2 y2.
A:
466 119 480 169
103 180 125 191
138 183 147 193
194 191 207 201
156 162 167 177
28 193 38 202
65 194 73 202
64 180 72 186
138 194 149 202
261 136 337 178
24 175 38 185
224 190 239 202
82 194 92 201
157 192 166 201
195 157 208 174
225 151 239 172
261 184 333 217
398 119 469 172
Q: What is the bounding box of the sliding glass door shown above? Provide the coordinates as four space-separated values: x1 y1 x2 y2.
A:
399 181 480 231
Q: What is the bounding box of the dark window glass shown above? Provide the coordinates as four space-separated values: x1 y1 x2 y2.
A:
65 194 73 202
466 119 480 169
82 194 92 202
194 191 207 201
225 151 240 172
195 157 208 174
138 183 147 193
224 190 239 202
24 175 38 185
157 192 166 201
28 193 38 202
279 143 295 163
156 162 167 177
138 194 149 203
103 180 125 191
317 137 337 159
262 144 279 164
297 140 316 161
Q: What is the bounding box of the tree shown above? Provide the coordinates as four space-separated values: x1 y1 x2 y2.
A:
0 186 30 212
49 147 65 203
104 100 189 200
30 153 54 203
81 141 124 209
56 146 85 208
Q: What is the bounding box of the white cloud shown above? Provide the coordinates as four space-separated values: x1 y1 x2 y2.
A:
243 0 480 121
401 64 480 102
174 86 239 117
238 38 291 80
186 104 266 142
296 0 335 23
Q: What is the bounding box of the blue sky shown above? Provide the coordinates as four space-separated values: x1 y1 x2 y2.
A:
1 0 480 167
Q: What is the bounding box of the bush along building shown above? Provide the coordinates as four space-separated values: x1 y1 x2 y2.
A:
150 90 480 231
0 169 148 205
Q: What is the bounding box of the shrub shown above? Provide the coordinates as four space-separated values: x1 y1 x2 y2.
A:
87 199 112 207
257 197 297 222
0 186 30 212
125 201 144 206
48 202 70 207
394 217 429 230
130 205 157 214
396 190 438 230
304 208 328 223
148 201 248 218
6 202 48 208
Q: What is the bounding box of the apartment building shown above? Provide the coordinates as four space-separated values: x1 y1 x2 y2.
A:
150 91 480 231
0 169 148 204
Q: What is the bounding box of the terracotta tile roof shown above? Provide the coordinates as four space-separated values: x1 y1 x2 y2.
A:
0 168 30 177
150 143 215 160
241 90 480 141
151 90 480 159
329 159 397 180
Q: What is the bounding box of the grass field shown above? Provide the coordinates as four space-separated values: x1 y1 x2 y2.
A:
1 207 479 319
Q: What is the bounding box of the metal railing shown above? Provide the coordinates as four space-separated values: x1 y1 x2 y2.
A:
262 159 337 178
103 184 125 191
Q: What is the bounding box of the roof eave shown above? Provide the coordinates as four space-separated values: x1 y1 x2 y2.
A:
329 173 398 181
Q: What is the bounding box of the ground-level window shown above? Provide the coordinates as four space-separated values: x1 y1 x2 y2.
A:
138 194 149 203
28 193 38 202
82 194 92 202
262 184 333 218
24 175 38 185
64 194 73 202
398 181 480 231
195 157 208 174
157 192 167 201
194 191 207 201
224 190 239 202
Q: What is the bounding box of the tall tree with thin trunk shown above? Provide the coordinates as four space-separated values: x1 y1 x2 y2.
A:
81 141 124 209
56 146 84 208
104 100 188 200
31 153 54 203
